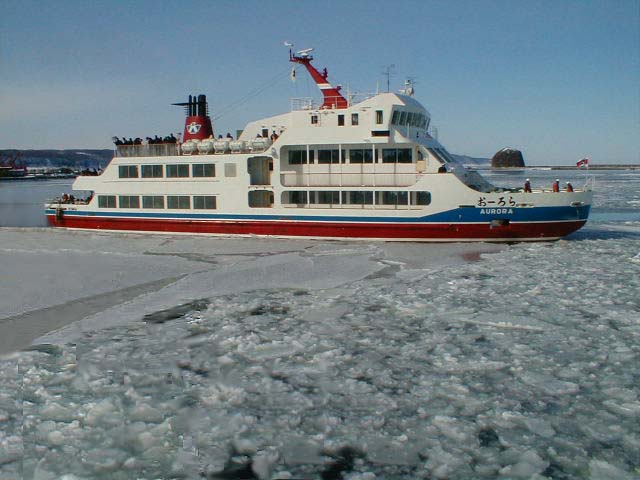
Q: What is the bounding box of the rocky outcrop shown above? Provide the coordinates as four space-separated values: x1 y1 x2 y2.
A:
491 148 525 168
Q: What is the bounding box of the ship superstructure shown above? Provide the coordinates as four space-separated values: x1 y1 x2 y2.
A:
45 49 592 241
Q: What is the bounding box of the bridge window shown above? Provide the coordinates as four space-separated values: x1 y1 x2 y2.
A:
141 165 163 178
166 164 189 178
119 195 140 208
338 114 344 126
391 111 399 125
193 195 217 209
167 196 190 209
311 115 318 125
142 195 164 209
192 163 215 177
98 195 116 208
399 111 407 125
375 110 383 124
351 113 359 126
118 165 138 178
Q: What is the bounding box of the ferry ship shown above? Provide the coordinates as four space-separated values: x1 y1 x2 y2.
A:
46 49 592 242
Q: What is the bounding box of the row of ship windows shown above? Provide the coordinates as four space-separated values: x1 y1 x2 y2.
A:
288 148 413 165
283 190 431 206
311 112 372 126
97 195 217 209
118 163 216 179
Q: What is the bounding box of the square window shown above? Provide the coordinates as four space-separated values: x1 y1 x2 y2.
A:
224 163 237 177
142 196 164 209
193 195 217 209
351 113 359 126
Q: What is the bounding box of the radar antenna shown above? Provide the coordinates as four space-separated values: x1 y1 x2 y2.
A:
381 64 396 93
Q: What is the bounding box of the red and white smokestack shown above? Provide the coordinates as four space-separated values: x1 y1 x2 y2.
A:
173 94 214 141
290 50 348 109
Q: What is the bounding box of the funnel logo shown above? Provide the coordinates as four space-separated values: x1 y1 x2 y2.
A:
187 122 202 134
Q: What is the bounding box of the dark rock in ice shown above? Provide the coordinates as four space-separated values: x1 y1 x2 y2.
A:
249 304 289 316
491 147 525 168
270 373 290 384
543 461 570 479
22 343 63 356
321 446 363 480
144 298 210 324
478 427 501 448
474 335 489 343
205 460 257 479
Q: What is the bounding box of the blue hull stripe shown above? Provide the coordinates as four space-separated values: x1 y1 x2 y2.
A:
46 205 590 224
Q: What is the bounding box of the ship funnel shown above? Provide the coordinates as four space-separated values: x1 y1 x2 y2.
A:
173 94 214 141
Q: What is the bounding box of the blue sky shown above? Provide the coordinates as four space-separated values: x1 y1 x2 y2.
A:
1 0 638 164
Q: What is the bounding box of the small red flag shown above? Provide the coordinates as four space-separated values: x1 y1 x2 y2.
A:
576 158 589 168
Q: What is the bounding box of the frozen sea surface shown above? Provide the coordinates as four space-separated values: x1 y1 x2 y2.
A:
0 169 639 479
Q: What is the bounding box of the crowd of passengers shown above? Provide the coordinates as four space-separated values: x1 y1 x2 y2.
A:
58 193 93 204
113 134 178 146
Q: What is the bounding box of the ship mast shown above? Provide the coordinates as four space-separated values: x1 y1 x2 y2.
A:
289 48 348 109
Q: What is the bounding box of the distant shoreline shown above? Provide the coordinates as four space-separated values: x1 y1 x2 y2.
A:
476 164 640 171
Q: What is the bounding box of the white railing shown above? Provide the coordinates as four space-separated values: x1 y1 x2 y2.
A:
280 171 423 187
116 144 179 157
290 92 377 111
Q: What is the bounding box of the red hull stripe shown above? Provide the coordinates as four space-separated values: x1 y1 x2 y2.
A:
46 215 586 241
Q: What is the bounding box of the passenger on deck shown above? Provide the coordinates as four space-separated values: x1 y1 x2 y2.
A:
566 182 574 192
270 131 279 141
169 133 177 143
218 134 223 139
69 194 75 203
113 137 123 145
256 133 262 138
552 179 560 192
226 132 233 139
134 137 142 145
438 165 447 173
524 178 532 193
62 193 69 203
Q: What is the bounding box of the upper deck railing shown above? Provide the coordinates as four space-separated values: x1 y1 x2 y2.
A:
116 144 179 158
115 138 276 157
290 93 377 111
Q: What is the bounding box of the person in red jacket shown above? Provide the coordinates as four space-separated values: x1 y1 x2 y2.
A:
566 182 574 192
524 178 532 193
552 179 560 192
